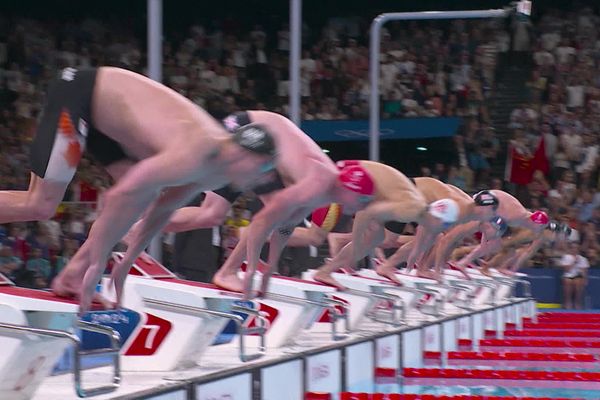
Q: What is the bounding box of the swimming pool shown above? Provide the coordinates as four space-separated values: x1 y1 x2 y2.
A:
344 379 600 399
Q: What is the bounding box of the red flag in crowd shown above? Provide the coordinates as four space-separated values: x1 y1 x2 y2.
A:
531 136 550 176
505 136 549 185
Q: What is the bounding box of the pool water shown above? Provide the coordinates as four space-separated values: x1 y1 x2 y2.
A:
344 380 600 399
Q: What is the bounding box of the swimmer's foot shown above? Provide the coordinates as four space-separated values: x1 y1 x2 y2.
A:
375 265 403 286
213 271 245 293
313 270 347 291
416 269 439 280
447 262 472 280
497 268 515 277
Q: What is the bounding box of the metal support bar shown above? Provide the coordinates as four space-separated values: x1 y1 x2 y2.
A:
414 283 449 315
0 321 121 398
143 298 267 363
445 281 477 310
323 295 351 340
147 0 163 261
76 321 122 397
264 291 350 340
434 282 472 310
479 281 499 306
289 0 302 125
344 288 405 326
368 9 509 161
367 293 404 327
492 276 531 298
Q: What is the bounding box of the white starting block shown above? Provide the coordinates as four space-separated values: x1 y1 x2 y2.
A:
454 266 531 302
0 274 120 399
301 269 418 325
105 253 339 373
478 268 531 300
442 268 497 306
357 269 458 315
239 271 358 340
102 253 272 371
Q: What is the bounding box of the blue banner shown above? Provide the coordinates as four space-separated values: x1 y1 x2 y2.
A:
300 117 461 142
520 267 600 309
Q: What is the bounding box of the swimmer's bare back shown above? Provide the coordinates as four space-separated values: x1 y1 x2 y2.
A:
92 67 228 163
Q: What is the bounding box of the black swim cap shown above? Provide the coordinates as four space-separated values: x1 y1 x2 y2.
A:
232 123 277 157
545 221 571 236
473 190 499 208
489 216 507 235
546 221 560 232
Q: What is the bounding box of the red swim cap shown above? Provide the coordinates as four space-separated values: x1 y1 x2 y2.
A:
530 210 549 225
311 203 343 232
338 164 375 195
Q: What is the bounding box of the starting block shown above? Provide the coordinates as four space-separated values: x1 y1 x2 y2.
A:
0 274 120 399
101 253 335 372
239 271 354 340
456 266 531 302
481 268 531 300
357 269 454 316
443 267 498 306
101 253 271 371
301 269 412 325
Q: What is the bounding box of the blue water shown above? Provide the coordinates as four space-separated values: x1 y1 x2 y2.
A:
345 380 600 399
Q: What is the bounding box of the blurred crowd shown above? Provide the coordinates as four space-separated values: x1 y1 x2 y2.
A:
505 6 600 267
0 5 598 288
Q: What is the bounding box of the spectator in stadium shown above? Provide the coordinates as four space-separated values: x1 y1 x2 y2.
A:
25 246 51 288
0 244 22 282
560 241 589 310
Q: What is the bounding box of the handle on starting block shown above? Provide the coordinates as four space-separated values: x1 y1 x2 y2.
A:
142 298 267 363
0 320 121 398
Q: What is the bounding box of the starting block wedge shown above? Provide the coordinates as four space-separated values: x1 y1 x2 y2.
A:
0 274 120 399
101 253 271 371
301 270 409 326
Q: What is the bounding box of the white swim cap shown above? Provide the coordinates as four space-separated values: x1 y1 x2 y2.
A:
428 199 459 224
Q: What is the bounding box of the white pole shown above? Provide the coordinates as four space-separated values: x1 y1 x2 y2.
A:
368 9 508 161
289 0 302 125
147 0 163 260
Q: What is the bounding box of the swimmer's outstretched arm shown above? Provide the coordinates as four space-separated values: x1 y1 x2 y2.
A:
433 222 478 273
122 191 230 247
112 182 203 304
162 191 231 232
378 242 413 270
405 225 438 270
507 236 545 272
501 228 533 248
374 247 387 262
79 151 207 313
457 235 502 267
256 230 290 295
243 160 336 298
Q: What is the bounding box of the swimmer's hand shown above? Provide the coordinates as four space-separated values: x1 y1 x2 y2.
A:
109 252 149 308
80 262 108 315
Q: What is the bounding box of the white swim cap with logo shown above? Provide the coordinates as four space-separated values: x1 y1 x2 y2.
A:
428 198 459 224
